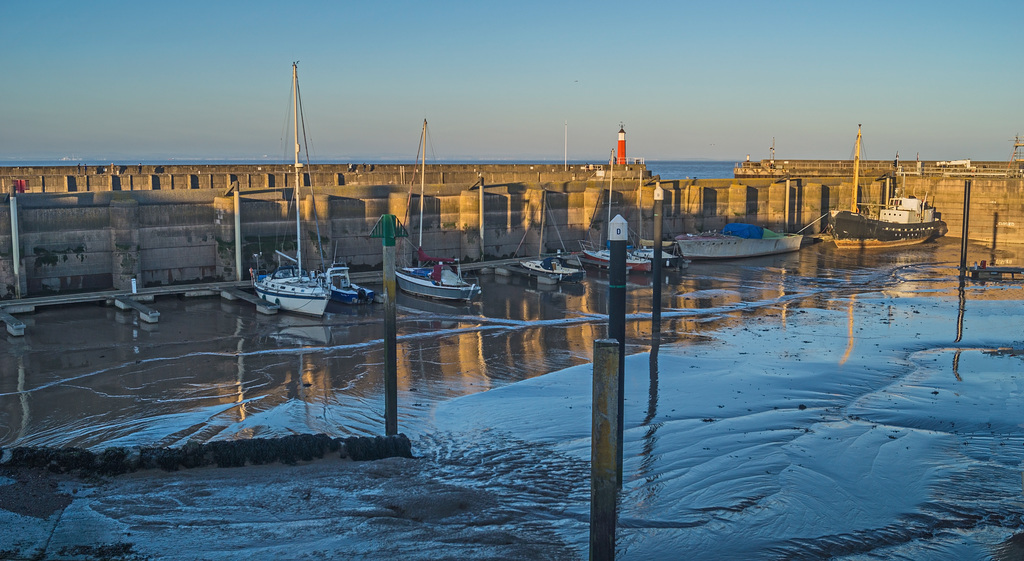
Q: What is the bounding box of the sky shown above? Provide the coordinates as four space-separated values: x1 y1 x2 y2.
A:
1 1 1021 163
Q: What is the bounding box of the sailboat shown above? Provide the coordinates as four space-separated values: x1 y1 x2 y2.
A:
515 189 586 283
830 125 948 248
252 63 330 316
519 255 586 282
630 182 686 268
579 156 653 272
394 120 481 301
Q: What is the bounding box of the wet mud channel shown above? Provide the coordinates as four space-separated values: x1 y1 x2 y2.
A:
2 238 1024 560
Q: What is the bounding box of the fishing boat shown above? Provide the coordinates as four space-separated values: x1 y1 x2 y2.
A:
518 255 586 283
395 120 481 301
252 63 329 316
323 263 374 304
674 223 803 260
830 125 948 248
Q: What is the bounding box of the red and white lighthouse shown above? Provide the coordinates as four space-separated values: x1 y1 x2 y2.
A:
616 125 626 165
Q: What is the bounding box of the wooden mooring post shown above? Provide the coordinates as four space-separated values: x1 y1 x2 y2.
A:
371 214 407 436
651 183 664 332
590 338 620 561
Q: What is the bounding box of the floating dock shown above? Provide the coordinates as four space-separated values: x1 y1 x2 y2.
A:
966 265 1024 281
0 281 274 337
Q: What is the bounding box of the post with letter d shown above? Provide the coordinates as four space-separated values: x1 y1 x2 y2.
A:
608 214 627 486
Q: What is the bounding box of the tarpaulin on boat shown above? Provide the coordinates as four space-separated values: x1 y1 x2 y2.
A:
417 246 456 263
722 223 764 239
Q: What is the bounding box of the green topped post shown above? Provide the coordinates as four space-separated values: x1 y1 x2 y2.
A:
371 214 408 435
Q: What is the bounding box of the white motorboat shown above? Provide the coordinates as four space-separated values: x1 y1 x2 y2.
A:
675 224 803 260
323 263 374 304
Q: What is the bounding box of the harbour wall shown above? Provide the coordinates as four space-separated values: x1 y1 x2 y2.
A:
0 162 649 194
735 158 1024 179
1 164 1021 298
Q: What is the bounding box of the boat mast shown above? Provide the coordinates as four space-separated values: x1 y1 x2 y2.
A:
607 151 613 242
292 62 304 272
851 124 861 214
419 119 426 248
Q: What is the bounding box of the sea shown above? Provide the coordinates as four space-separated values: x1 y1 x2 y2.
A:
643 160 737 180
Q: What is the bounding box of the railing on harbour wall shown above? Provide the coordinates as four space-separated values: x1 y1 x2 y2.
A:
0 163 653 195
736 159 1024 179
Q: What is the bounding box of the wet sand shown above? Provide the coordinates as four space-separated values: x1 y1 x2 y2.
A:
2 238 1024 559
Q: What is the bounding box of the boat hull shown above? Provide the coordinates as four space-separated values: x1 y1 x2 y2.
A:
253 280 329 316
675 234 803 260
579 249 653 272
395 268 481 301
631 247 681 268
330 287 374 305
831 211 948 249
324 265 374 304
518 260 586 283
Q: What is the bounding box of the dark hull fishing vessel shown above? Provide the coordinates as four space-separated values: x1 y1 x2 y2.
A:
830 125 947 249
831 206 948 248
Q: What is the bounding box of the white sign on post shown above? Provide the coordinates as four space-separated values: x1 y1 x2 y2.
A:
609 215 628 241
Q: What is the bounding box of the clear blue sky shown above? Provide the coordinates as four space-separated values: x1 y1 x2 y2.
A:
1 0 1020 163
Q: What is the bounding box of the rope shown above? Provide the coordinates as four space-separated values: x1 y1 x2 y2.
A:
796 213 829 234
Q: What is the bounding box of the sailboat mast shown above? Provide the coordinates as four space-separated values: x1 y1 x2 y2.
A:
607 155 613 239
851 124 861 214
419 119 426 248
292 62 303 272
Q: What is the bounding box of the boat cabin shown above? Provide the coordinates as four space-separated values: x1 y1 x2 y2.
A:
879 196 936 224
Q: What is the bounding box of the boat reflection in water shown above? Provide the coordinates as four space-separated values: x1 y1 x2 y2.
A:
0 238 1017 449
5 238 1024 558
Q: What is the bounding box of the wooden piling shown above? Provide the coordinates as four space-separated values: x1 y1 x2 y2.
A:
234 190 243 282
652 183 664 331
372 214 405 436
959 179 972 277
590 338 620 561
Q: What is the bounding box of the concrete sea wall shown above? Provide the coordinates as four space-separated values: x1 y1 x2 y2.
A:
1 164 1021 299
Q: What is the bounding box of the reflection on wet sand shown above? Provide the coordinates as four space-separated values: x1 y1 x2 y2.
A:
1 238 1023 450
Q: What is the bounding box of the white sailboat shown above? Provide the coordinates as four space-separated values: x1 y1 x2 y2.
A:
579 157 652 272
395 120 481 301
519 255 586 283
252 63 329 316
